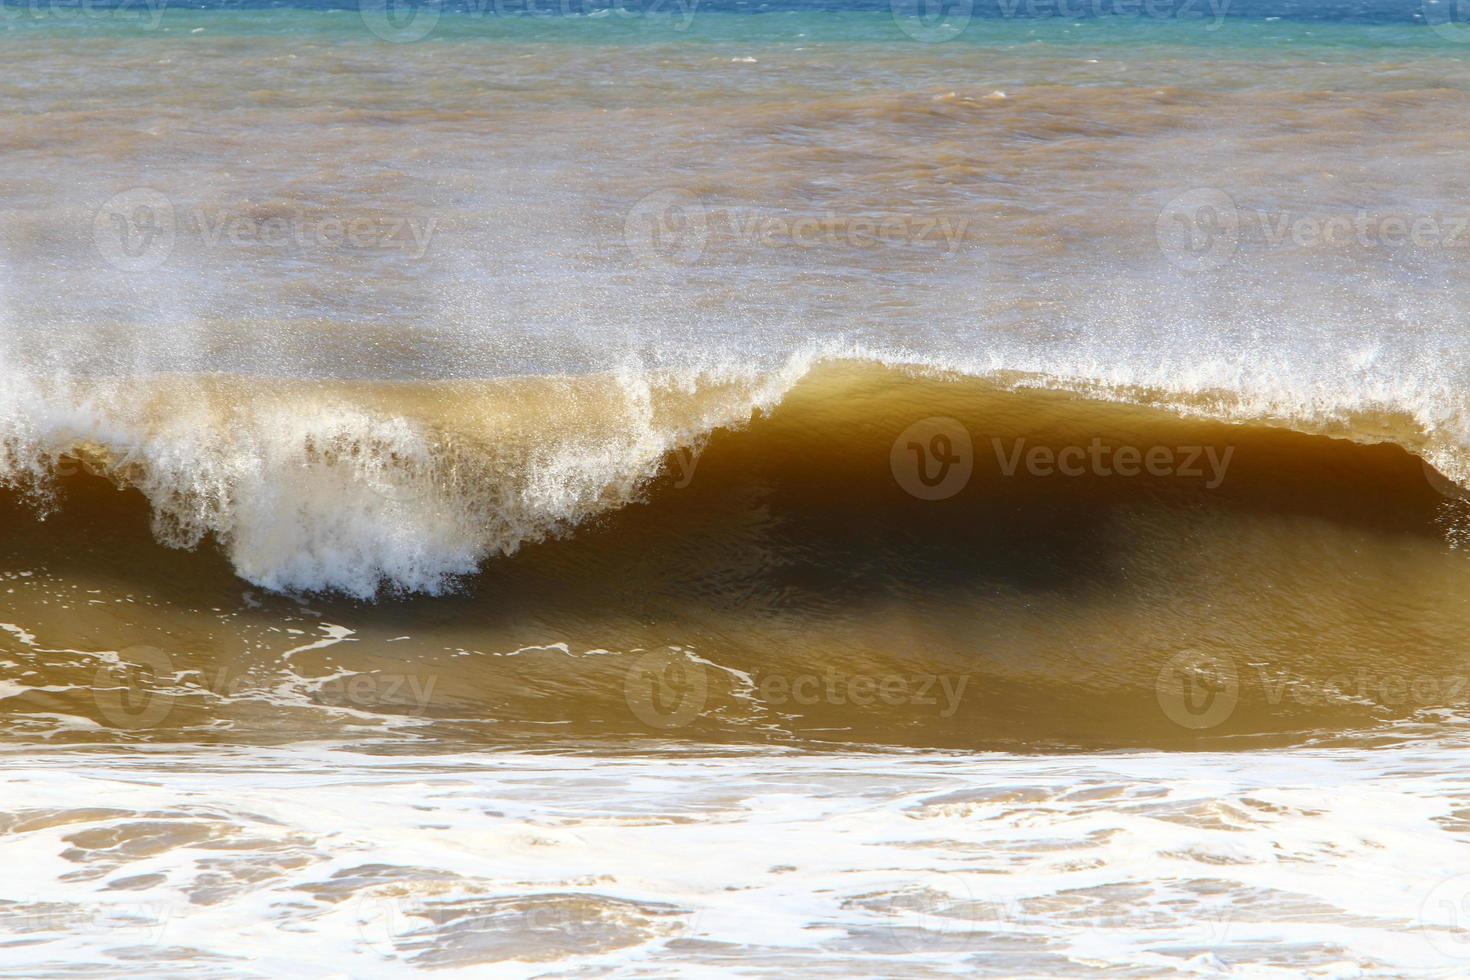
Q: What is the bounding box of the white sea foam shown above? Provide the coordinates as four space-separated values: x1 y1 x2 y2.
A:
0 355 812 598
0 741 1468 976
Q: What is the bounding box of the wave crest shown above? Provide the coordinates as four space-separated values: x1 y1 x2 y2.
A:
0 355 1463 598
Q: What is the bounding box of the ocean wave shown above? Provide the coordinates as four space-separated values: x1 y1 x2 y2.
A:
0 352 1464 598
1 356 1469 751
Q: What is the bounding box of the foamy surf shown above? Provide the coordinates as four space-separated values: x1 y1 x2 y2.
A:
1 740 1469 977
0 357 817 597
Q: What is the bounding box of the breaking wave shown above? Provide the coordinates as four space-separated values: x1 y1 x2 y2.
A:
0 353 1465 599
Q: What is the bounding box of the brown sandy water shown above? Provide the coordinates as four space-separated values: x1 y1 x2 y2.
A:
6 8 1470 975
1 362 1467 753
5 363 1470 972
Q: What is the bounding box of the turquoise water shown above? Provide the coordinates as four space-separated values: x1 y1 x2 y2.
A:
2 0 1468 50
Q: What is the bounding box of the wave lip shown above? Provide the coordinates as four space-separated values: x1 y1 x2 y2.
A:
0 362 810 598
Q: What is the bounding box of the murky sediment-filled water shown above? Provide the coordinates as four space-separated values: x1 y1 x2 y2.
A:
5 0 1470 972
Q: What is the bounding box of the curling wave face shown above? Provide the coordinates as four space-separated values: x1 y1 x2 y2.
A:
0 356 1466 596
